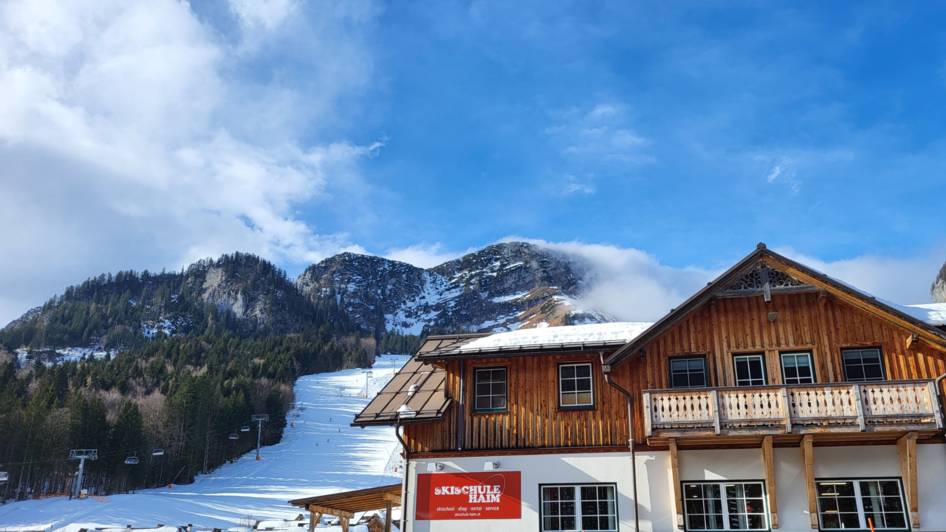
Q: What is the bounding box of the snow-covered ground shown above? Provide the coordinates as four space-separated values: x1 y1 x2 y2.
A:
0 354 411 531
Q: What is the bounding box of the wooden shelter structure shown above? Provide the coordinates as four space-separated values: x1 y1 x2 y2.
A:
289 483 401 532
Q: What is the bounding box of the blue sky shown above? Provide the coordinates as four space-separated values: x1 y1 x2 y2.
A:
2 0 946 324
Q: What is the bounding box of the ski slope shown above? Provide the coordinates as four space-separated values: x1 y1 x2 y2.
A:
0 355 411 531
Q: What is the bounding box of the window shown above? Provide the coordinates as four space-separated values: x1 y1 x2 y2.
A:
559 363 594 408
842 348 886 382
670 357 708 388
733 355 766 387
541 484 617 532
816 479 907 530
473 367 507 412
683 481 767 531
780 352 815 385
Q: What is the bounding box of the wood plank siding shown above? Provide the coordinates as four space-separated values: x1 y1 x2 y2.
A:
608 291 946 445
404 353 631 453
404 291 946 453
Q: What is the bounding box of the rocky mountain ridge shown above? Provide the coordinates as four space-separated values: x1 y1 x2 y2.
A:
2 243 613 354
297 241 613 334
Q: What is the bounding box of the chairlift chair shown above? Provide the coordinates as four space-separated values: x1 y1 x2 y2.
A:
229 432 239 440
125 455 139 465
241 425 250 432
152 448 164 456
0 471 9 482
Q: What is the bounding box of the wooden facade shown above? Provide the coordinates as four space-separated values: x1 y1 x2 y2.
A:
402 253 946 455
404 353 631 453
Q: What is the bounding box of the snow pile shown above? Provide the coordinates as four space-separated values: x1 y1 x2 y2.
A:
460 322 653 351
0 355 412 530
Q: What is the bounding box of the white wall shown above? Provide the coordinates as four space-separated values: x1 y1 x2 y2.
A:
406 452 639 532
404 443 946 532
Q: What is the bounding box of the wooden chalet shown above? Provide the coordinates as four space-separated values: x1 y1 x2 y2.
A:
352 244 946 532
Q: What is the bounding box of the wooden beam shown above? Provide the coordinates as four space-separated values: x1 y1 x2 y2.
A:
341 516 350 532
800 435 818 529
307 504 355 519
669 438 683 530
907 333 920 350
384 500 393 532
308 512 322 532
383 492 402 504
898 432 919 529
762 436 778 529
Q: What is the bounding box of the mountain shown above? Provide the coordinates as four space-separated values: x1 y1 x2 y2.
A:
933 262 946 303
297 241 613 334
0 252 356 355
2 242 612 355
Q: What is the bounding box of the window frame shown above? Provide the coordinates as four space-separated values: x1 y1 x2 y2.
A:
668 355 710 389
780 351 816 385
732 353 768 387
538 482 619 532
472 366 508 414
840 347 887 383
814 477 909 532
558 362 595 410
681 479 770 532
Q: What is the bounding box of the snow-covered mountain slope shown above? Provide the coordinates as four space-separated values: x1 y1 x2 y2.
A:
0 355 411 530
297 242 613 334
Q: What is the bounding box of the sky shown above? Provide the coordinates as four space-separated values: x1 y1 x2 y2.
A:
2 0 946 325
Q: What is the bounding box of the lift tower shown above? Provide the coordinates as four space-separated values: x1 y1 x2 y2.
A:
69 449 98 499
251 414 269 460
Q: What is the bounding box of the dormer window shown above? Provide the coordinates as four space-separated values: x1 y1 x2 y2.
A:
559 363 594 409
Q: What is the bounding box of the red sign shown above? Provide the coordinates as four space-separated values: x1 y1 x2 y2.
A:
415 471 521 520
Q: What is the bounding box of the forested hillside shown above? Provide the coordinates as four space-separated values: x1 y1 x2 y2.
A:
0 253 420 502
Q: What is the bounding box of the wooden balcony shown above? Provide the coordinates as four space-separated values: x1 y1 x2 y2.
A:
643 380 944 440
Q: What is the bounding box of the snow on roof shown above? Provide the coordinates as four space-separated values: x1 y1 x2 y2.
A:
459 322 653 351
898 303 946 327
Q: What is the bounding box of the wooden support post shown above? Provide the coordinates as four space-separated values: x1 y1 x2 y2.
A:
906 333 920 350
308 511 322 532
800 435 818 529
340 516 350 532
762 436 778 529
898 432 919 529
711 390 721 435
385 500 393 532
852 384 865 432
670 438 683 530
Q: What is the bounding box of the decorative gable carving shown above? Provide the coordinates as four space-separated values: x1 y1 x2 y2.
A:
721 264 812 301
728 265 804 291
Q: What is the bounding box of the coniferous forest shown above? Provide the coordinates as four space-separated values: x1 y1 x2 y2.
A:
0 253 421 502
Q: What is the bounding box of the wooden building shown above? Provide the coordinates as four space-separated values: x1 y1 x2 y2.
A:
353 245 946 532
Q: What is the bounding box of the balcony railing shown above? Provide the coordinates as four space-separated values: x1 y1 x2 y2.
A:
642 380 944 438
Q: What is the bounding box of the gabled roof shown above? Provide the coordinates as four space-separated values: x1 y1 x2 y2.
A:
289 483 401 513
605 243 946 368
351 334 483 427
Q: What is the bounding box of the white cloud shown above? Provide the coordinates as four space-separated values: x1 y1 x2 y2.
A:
774 246 945 305
544 103 652 169
502 238 719 322
562 174 595 195
384 243 473 269
759 155 800 193
0 0 381 325
502 239 945 322
228 0 300 30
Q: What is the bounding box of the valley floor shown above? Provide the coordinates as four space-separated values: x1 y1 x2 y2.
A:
0 355 410 531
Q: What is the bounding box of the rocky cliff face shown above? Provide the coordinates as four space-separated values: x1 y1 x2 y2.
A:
933 263 946 303
297 242 613 334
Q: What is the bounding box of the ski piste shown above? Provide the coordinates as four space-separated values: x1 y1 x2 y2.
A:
0 354 411 531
